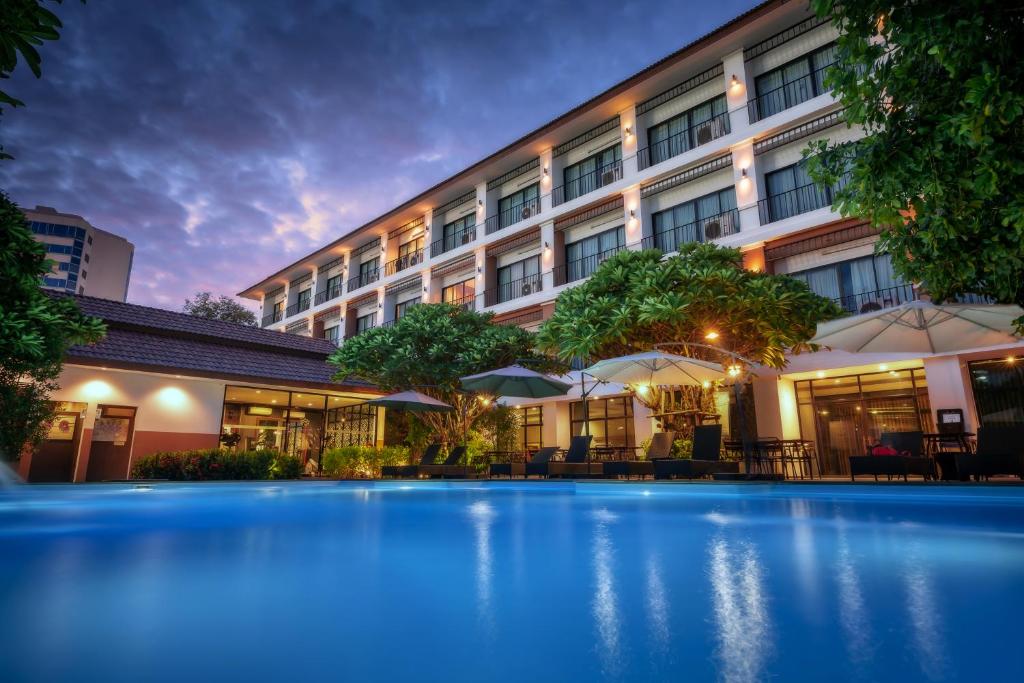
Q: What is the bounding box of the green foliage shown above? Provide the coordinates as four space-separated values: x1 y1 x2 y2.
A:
330 302 562 444
130 449 299 481
536 245 842 369
472 404 521 453
0 192 105 460
183 291 258 326
321 445 410 479
806 0 1024 330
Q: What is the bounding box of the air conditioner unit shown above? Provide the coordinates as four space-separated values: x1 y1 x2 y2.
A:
703 220 722 240
520 205 532 220
460 231 472 244
521 282 534 296
695 118 725 146
601 169 617 185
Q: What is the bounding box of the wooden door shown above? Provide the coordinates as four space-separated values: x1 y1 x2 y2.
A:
86 405 137 482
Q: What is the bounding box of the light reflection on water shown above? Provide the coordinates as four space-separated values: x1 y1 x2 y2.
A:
591 507 621 678
468 500 495 635
709 533 772 683
835 517 874 667
902 540 949 681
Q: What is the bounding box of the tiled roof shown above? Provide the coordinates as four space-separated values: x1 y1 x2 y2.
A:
56 293 374 390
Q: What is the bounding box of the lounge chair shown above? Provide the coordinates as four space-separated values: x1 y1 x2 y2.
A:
954 426 1024 480
602 431 675 479
420 446 468 478
491 447 559 478
545 435 600 478
381 443 442 478
524 446 562 478
653 424 739 480
849 431 936 481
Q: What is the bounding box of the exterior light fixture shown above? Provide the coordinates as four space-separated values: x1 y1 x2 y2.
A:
1007 356 1017 364
702 380 712 389
422 286 428 293
730 75 740 87
477 266 482 273
478 199 483 206
727 365 741 377
624 125 633 137
741 168 748 178
816 371 825 379
635 384 649 396
543 167 549 176
629 210 636 218
705 330 720 341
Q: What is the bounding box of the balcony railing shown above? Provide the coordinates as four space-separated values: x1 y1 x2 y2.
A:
443 294 476 311
553 245 627 286
314 283 344 306
383 249 424 277
758 176 848 225
638 112 731 170
747 62 836 122
431 224 477 256
553 160 623 206
347 269 380 292
833 284 919 315
286 298 311 318
641 209 741 252
261 310 283 327
347 322 377 340
485 197 542 235
483 273 543 307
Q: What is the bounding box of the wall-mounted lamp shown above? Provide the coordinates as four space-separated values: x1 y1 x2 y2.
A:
741 168 748 178
378 302 383 308
423 286 428 293
543 166 549 176
478 199 483 206
380 244 386 253
477 266 482 274
624 125 633 137
629 209 636 218
730 75 740 87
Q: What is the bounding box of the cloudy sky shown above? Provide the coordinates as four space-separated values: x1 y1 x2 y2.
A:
2 0 755 311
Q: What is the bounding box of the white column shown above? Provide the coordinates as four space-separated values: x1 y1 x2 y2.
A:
421 269 435 304
474 245 487 309
376 287 386 325
474 181 488 240
732 142 761 233
722 48 751 132
634 398 655 446
620 104 639 177
540 219 556 292
622 186 643 249
924 356 975 432
539 149 554 213
751 373 783 439
422 208 434 260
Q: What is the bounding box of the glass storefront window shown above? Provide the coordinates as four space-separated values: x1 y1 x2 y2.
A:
518 406 543 452
570 396 634 448
969 358 1024 427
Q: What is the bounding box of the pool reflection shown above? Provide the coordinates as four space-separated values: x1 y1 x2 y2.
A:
468 500 495 635
591 507 621 677
902 538 948 681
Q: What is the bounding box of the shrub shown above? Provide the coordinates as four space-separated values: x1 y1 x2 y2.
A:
130 448 297 481
321 445 410 479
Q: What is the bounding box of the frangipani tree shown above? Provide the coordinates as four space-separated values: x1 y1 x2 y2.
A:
330 302 562 446
536 245 843 427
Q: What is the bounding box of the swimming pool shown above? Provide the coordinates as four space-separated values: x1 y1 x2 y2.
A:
1 481 1022 682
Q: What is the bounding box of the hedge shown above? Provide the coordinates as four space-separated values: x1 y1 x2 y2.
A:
131 449 302 481
320 445 410 479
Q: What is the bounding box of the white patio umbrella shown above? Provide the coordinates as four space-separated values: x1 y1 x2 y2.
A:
811 301 1024 354
584 350 725 386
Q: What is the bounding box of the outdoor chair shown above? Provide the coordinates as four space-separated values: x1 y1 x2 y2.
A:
420 446 468 478
654 424 739 480
602 431 675 479
954 426 1024 480
880 431 935 480
524 446 562 478
546 435 600 478
381 443 441 478
491 447 558 478
849 455 911 481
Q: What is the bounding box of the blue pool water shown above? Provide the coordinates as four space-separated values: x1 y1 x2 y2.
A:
1 482 1023 682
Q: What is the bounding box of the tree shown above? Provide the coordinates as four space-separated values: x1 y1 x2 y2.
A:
183 291 258 326
329 303 561 446
536 245 842 430
1 1 79 158
805 0 1024 331
0 192 105 461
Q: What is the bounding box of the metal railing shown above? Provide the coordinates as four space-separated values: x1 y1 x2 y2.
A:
286 298 310 317
641 208 741 252
638 112 731 170
553 245 627 286
758 176 848 224
442 294 476 311
383 249 424 276
553 159 623 206
834 284 918 314
347 322 377 339
347 269 380 292
314 283 344 306
747 61 836 122
482 273 543 307
430 224 477 256
485 197 542 235
261 309 283 327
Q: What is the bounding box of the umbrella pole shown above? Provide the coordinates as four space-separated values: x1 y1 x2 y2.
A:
733 380 753 476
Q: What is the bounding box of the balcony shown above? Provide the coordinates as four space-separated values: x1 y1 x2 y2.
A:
431 224 476 257
383 249 424 277
285 298 310 318
553 245 627 286
347 269 380 293
261 310 283 327
834 284 919 315
758 177 847 225
637 112 731 170
552 160 623 207
482 273 543 307
747 62 835 122
641 209 741 252
442 293 476 311
314 282 344 306
485 197 542 235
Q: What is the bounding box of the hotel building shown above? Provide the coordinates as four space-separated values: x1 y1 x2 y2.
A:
239 0 1024 475
26 205 135 302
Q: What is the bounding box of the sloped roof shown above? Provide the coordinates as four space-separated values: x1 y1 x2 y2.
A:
56 294 376 392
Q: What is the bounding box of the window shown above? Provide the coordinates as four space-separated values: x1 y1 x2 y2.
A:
570 396 635 448
652 187 737 252
789 254 912 314
296 288 311 310
564 225 625 282
356 258 379 288
395 236 424 271
647 94 729 165
81 269 87 280
442 278 476 308
968 358 1024 427
394 297 420 320
563 144 622 202
59 262 70 271
763 160 838 222
496 255 541 304
324 273 342 298
498 183 540 229
753 43 838 119
87 235 93 245
273 300 285 322
46 244 73 254
324 325 340 346
325 403 378 448
441 214 476 251
518 406 543 452
356 312 376 334
84 253 90 263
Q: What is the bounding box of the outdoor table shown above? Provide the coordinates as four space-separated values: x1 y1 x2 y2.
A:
923 432 975 456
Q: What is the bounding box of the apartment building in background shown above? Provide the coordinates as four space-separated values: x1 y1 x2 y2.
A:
26 205 135 302
240 0 1024 476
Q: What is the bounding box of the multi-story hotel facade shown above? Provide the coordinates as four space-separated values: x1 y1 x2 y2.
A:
240 0 1024 475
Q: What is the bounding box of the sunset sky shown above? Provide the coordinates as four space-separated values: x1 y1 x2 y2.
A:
2 0 755 310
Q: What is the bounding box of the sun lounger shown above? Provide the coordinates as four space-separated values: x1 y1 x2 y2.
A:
381 443 442 478
954 426 1024 480
546 435 600 478
603 431 675 479
654 424 738 479
491 447 559 478
421 446 468 478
